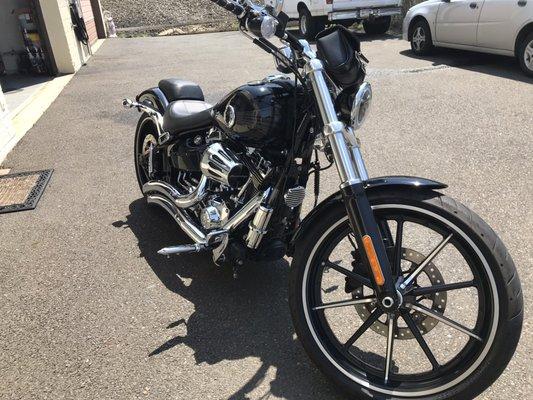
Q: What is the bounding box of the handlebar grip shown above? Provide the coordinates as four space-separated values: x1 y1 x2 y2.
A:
209 0 245 16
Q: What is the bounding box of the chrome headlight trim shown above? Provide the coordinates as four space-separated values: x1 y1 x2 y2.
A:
351 82 373 131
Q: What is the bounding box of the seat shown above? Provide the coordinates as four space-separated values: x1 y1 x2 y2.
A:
162 100 213 134
158 79 205 102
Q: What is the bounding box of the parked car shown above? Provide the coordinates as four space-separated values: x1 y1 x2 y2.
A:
266 0 402 39
403 0 533 76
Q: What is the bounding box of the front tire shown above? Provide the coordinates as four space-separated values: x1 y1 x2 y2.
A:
518 31 533 77
299 7 326 40
410 19 434 56
290 189 522 399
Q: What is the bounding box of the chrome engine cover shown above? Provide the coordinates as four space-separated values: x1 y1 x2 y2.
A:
200 198 230 230
200 143 249 188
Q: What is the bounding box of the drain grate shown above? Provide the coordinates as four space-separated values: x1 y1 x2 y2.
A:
0 170 53 214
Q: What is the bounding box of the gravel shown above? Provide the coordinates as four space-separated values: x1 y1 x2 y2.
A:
100 0 244 29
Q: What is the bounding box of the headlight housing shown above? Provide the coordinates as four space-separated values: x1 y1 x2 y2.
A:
351 82 372 131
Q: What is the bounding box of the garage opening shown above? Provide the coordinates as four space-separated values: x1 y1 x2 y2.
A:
0 0 54 115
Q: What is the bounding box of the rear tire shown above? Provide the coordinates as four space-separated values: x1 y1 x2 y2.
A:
518 31 533 77
289 189 523 399
134 113 158 194
363 16 391 35
299 7 326 40
410 19 434 56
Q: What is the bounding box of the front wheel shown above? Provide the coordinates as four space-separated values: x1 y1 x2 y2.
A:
289 189 522 399
299 7 326 40
410 19 434 56
518 31 533 77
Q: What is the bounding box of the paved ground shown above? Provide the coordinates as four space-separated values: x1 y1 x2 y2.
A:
0 32 531 399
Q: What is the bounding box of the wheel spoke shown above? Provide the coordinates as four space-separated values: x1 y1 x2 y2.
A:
411 281 476 297
325 261 372 288
401 310 440 370
345 308 383 348
347 233 357 249
401 233 453 289
393 220 404 277
407 303 483 342
313 297 376 311
384 314 396 383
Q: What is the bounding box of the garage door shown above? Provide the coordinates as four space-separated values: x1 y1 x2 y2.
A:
80 0 97 45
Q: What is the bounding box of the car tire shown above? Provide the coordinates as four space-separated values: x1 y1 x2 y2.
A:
363 16 391 35
518 31 533 77
410 19 434 56
299 7 325 40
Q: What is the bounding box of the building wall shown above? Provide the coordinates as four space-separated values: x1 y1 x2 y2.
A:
0 0 29 74
0 85 16 162
38 0 90 74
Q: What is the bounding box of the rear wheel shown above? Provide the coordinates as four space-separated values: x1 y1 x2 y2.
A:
518 31 533 77
363 16 391 35
134 113 158 194
410 19 434 56
299 7 326 40
290 189 522 399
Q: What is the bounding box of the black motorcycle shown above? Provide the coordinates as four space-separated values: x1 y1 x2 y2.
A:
123 1 523 398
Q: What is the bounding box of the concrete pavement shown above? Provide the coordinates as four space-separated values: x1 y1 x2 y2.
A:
0 31 531 399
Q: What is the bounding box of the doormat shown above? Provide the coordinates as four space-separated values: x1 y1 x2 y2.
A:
0 170 53 214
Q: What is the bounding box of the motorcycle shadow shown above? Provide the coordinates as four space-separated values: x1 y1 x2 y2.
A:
115 198 342 399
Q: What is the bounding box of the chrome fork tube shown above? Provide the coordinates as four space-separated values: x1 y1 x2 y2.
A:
305 59 362 186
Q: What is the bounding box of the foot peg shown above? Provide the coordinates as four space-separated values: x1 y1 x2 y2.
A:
158 243 208 257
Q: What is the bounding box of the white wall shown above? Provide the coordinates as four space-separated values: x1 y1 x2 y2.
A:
0 0 28 73
0 84 16 163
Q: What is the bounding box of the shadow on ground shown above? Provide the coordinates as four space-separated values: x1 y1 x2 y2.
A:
400 48 530 83
113 198 341 400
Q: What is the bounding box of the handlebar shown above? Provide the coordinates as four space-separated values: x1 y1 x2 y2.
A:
208 0 245 16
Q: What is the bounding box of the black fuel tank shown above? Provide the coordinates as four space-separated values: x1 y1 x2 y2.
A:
214 77 298 151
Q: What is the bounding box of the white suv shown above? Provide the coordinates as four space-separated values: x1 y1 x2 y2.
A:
267 0 403 39
403 0 533 76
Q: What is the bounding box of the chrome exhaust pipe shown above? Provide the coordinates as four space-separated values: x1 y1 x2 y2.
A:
146 194 207 244
143 176 208 209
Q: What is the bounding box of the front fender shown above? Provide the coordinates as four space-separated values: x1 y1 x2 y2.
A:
288 176 447 255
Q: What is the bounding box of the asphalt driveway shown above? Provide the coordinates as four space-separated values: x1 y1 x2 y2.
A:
0 32 531 399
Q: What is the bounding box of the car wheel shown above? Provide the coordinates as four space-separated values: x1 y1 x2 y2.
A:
299 7 325 40
363 16 391 35
518 32 533 77
410 19 434 56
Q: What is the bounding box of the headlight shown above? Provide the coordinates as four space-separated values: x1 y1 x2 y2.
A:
260 15 278 39
351 82 372 131
246 14 279 39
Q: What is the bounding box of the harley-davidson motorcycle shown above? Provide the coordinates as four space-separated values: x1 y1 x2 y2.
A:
123 1 523 398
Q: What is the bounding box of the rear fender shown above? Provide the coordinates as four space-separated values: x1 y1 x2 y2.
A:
288 176 447 255
136 88 169 115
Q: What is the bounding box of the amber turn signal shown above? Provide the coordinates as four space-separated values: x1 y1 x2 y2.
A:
362 235 385 286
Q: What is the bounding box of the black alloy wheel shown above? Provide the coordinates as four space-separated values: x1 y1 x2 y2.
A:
290 189 522 399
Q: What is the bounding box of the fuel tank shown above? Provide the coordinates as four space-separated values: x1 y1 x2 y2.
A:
213 76 299 155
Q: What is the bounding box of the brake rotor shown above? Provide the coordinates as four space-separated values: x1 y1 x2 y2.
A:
353 247 447 340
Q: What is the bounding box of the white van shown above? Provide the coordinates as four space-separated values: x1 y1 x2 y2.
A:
267 0 403 39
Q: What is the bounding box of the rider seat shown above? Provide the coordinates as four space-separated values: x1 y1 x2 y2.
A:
159 79 213 135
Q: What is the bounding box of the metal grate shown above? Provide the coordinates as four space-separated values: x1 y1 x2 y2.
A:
0 170 53 214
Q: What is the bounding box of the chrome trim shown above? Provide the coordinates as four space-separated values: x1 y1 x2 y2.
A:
143 176 208 209
328 7 402 21
246 205 274 249
146 195 206 244
123 98 166 143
